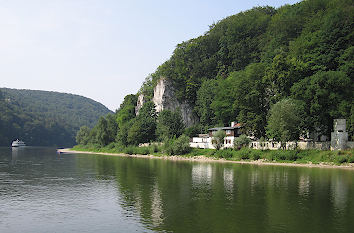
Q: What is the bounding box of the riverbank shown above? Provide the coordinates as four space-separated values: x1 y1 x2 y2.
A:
58 148 354 170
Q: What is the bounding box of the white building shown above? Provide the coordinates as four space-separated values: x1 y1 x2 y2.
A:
190 122 241 149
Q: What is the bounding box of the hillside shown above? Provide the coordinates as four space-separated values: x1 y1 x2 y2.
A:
77 0 353 148
143 0 353 138
0 88 112 147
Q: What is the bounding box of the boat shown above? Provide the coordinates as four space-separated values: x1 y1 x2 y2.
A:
11 139 26 147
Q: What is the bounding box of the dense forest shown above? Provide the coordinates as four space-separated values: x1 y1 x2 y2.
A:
78 0 353 148
0 88 112 146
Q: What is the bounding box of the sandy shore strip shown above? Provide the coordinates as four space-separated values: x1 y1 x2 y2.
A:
57 148 354 170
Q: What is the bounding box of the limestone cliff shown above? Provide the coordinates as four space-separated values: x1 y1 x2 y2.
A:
153 78 199 127
135 93 145 115
137 78 198 127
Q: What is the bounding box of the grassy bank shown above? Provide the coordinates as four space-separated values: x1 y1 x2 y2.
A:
72 144 354 165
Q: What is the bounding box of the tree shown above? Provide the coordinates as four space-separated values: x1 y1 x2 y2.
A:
156 109 185 140
116 120 133 146
115 94 138 145
116 94 137 129
195 79 217 128
291 71 352 139
211 77 237 126
95 116 110 146
163 134 191 155
106 114 118 144
75 126 90 145
127 102 157 145
232 63 269 138
211 130 226 150
264 52 308 103
266 98 303 149
234 135 251 150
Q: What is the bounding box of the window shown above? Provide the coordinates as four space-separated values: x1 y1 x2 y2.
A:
226 130 231 134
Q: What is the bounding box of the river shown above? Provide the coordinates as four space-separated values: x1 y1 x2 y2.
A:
0 147 353 233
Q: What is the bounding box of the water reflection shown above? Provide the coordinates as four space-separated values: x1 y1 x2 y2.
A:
191 163 213 188
331 175 348 213
91 157 354 233
150 183 163 227
1 148 353 233
11 147 20 165
223 168 234 195
298 174 310 196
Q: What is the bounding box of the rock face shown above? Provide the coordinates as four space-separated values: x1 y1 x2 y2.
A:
152 78 199 127
135 93 145 115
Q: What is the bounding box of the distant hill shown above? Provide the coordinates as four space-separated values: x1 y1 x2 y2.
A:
0 88 112 147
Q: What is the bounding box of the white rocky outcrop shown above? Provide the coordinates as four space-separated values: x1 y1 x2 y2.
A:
135 93 145 115
136 78 198 127
153 78 199 127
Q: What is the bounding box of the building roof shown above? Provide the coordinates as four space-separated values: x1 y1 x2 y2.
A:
208 126 240 131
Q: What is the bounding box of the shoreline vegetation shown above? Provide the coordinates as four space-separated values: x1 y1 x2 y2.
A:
71 0 353 172
62 145 354 169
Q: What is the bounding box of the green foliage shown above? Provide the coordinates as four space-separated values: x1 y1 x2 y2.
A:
116 94 137 129
163 135 191 155
0 88 111 146
76 126 91 145
266 99 303 146
211 130 226 150
147 0 353 140
156 109 185 140
95 116 110 146
138 76 155 101
210 77 237 126
291 71 352 138
127 102 157 145
215 148 233 159
73 144 354 165
116 120 133 146
234 135 251 150
77 0 354 147
195 79 217 127
231 63 269 137
184 124 202 138
151 6 275 104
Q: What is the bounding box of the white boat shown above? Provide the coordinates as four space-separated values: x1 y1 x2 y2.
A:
12 139 26 147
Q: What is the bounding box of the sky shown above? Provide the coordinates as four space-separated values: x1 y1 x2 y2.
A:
0 0 300 111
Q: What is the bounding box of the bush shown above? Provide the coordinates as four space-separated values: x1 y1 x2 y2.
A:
215 149 233 158
336 155 348 164
106 143 115 150
149 144 160 154
173 135 191 155
184 125 202 138
250 152 260 160
348 154 354 163
124 146 134 155
234 135 251 150
140 146 150 155
241 153 250 160
163 135 191 155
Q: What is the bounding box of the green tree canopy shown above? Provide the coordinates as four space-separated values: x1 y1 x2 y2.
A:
76 126 90 145
156 109 185 140
291 71 352 138
266 98 303 146
127 102 157 145
211 130 226 150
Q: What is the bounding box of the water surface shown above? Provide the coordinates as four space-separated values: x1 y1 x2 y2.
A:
0 147 353 232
